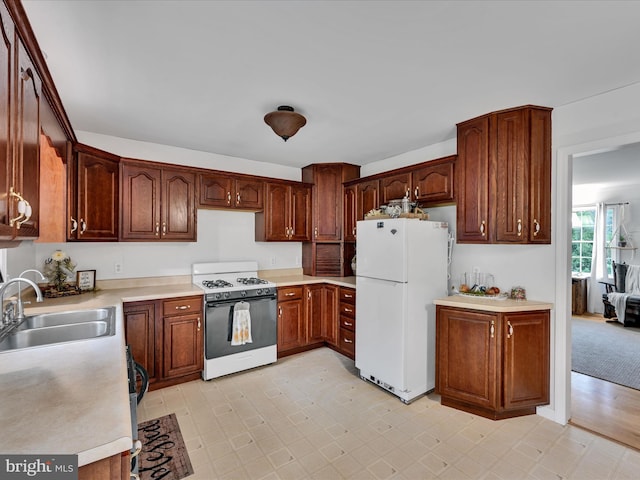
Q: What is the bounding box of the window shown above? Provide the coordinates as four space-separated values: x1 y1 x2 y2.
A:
571 205 617 276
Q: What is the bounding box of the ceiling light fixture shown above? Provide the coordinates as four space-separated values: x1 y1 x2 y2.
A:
264 105 306 141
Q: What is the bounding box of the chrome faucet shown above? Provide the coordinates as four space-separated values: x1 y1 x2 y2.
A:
0 278 44 339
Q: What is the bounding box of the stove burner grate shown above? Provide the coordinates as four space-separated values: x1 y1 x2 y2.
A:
237 277 269 285
202 279 234 289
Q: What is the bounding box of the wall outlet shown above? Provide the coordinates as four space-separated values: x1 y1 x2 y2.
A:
295 256 301 266
114 262 123 274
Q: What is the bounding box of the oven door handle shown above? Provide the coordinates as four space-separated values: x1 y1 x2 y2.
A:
206 295 276 308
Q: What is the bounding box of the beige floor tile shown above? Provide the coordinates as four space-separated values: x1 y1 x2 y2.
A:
138 347 639 480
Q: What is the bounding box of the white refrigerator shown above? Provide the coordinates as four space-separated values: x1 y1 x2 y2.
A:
355 218 448 403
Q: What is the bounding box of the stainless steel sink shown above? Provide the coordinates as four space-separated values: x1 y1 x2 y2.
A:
0 307 116 352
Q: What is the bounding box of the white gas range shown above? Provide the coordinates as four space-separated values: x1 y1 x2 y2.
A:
192 261 277 380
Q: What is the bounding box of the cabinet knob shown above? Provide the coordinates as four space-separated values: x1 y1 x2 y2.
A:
70 217 78 234
227 192 231 205
533 219 540 237
80 218 87 235
237 192 241 204
480 220 486 236
155 222 160 236
517 219 522 236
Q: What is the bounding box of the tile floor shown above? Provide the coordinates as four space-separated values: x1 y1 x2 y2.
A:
137 348 640 479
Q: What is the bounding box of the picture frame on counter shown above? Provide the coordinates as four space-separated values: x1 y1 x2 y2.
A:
76 270 96 291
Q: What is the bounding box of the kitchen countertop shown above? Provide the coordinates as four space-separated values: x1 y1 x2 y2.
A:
1 275 355 467
1 282 204 468
434 295 553 312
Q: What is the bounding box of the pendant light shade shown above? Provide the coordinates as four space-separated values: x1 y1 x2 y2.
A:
264 105 306 141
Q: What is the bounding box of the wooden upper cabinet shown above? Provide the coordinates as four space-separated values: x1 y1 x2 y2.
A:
255 182 311 242
0 3 14 238
357 180 379 220
411 156 455 205
344 184 357 242
380 172 410 205
199 172 263 210
68 144 119 241
457 105 551 244
12 40 41 239
121 160 196 241
457 115 490 243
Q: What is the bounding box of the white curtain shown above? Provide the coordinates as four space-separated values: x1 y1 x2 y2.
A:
588 202 607 313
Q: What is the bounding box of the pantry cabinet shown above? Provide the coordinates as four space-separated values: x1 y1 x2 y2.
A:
120 160 196 241
436 304 550 419
198 172 263 210
123 295 203 391
67 144 119 241
456 105 552 244
0 4 42 240
255 181 311 241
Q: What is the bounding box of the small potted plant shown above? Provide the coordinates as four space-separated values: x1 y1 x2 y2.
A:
618 233 627 247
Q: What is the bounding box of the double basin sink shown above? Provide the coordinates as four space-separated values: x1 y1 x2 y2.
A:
0 307 116 352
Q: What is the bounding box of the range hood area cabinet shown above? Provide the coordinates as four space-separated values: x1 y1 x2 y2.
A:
120 159 197 241
255 181 311 241
456 105 552 244
1 3 42 240
67 144 119 241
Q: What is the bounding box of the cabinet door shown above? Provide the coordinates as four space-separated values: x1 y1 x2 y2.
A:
323 285 339 346
163 313 203 379
411 158 455 204
502 311 550 410
312 164 342 241
277 299 305 353
124 301 157 383
494 109 528 243
161 168 196 240
528 108 552 243
380 173 410 205
0 4 14 238
121 163 161 240
305 284 324 344
199 173 234 208
357 180 379 220
456 116 490 243
436 307 497 409
13 41 41 238
235 178 263 210
75 151 119 240
262 183 290 241
289 184 311 241
344 184 357 242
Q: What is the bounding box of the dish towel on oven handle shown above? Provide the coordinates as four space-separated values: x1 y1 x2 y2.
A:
230 301 252 346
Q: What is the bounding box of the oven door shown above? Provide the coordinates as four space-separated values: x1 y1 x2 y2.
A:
205 296 277 360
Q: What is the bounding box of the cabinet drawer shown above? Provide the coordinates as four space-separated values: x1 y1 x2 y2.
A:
339 287 356 304
340 328 355 357
278 286 303 301
339 302 355 318
340 315 355 332
163 296 203 316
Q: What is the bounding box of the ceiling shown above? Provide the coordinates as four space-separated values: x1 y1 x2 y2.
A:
573 142 640 188
22 0 640 169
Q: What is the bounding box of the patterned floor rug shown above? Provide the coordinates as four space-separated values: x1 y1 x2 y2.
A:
137 413 193 480
572 318 640 391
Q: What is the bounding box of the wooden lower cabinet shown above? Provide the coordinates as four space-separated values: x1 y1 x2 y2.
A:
124 295 203 391
277 283 344 358
78 451 130 480
337 287 356 359
436 305 550 420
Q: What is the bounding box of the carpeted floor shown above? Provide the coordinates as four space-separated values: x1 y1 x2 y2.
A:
571 318 640 391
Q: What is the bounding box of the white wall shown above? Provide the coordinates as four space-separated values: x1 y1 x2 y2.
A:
29 210 301 280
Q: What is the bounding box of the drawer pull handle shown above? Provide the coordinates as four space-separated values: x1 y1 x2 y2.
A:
343 307 353 313
343 321 353 326
227 192 231 205
70 217 78 233
176 305 190 310
533 218 541 237
285 292 295 296
517 219 522 236
197 317 201 331
344 294 353 298
490 320 495 338
344 338 353 344
507 321 513 338
480 220 486 236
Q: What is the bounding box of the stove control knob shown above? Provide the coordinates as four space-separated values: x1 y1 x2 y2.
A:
240 291 247 297
215 293 221 300
223 292 230 299
256 289 263 295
